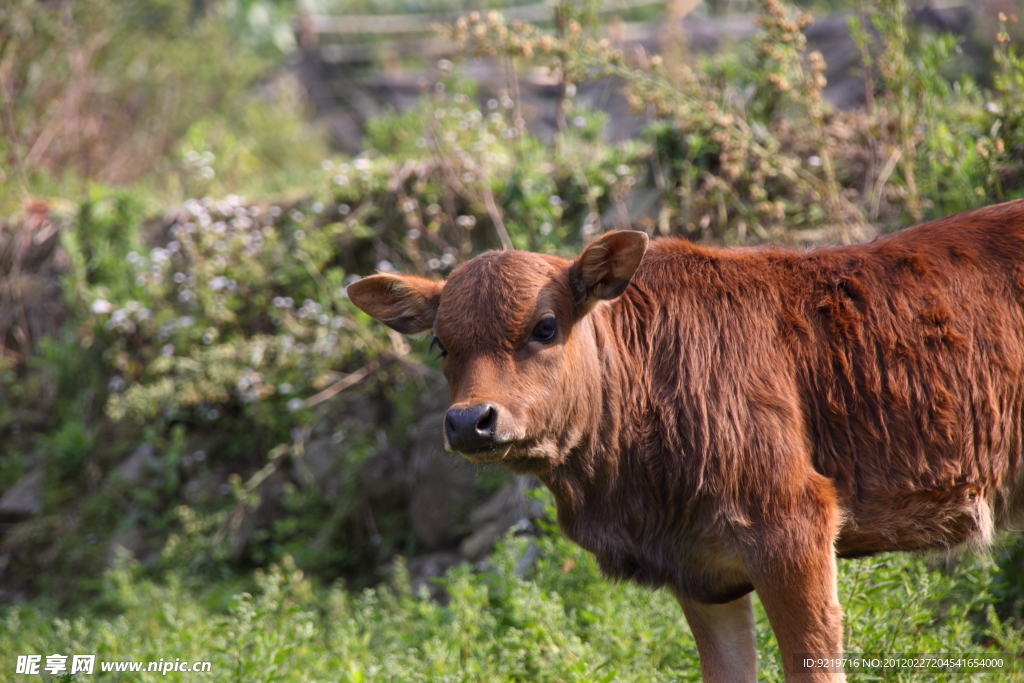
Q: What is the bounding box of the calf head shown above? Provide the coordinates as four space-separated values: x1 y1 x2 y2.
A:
347 231 648 475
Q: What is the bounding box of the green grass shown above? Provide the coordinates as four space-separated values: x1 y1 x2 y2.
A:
3 522 1022 682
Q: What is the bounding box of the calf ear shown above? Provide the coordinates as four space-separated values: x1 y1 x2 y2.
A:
570 230 649 306
346 274 444 334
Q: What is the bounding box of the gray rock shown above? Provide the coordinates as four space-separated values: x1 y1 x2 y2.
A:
182 468 230 506
357 446 408 502
301 437 344 500
459 477 541 561
514 540 541 578
406 550 463 596
108 444 161 487
249 470 288 530
468 476 537 527
0 467 43 521
408 411 480 550
105 525 147 568
459 519 511 561
230 469 289 561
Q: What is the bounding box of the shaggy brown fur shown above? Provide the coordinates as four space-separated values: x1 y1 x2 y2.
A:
347 200 1024 682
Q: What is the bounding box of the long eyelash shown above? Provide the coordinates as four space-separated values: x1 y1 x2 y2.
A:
429 336 447 359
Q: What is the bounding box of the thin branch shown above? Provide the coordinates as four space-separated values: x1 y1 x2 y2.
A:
305 362 377 408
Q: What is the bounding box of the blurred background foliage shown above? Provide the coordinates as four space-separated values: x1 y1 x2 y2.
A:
5 0 1024 679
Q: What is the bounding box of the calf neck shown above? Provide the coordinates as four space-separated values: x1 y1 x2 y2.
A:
347 200 1024 682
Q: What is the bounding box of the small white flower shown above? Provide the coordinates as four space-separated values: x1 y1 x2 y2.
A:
90 299 113 315
286 397 305 412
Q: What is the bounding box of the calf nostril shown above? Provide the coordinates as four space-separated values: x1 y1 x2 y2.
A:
476 405 497 435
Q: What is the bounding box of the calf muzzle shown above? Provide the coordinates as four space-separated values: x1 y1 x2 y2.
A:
445 403 499 453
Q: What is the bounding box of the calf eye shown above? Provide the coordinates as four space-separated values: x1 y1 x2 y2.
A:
429 335 448 359
530 316 558 343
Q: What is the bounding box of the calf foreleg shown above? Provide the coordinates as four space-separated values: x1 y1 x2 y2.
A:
746 481 846 682
675 592 758 683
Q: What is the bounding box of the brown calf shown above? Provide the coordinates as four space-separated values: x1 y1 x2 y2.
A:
347 200 1024 682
